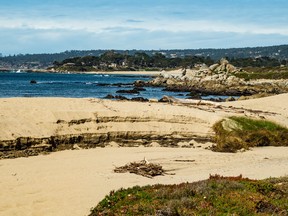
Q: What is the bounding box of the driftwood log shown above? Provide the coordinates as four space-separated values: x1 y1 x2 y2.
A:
160 95 221 107
114 159 166 178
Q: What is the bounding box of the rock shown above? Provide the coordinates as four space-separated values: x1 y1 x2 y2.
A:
72 144 82 150
104 94 115 99
225 96 236 102
133 87 146 91
114 95 128 100
200 64 210 71
97 83 110 86
209 63 219 71
166 79 177 85
220 58 229 65
116 89 139 94
226 64 237 73
158 96 174 103
186 95 201 100
226 76 244 86
134 80 146 87
130 97 149 102
161 71 171 79
153 60 243 95
143 58 288 97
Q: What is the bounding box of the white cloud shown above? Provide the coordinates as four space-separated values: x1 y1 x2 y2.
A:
2 16 288 38
1 0 288 54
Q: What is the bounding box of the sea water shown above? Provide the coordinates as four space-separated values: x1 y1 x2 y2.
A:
0 71 188 99
0 71 236 100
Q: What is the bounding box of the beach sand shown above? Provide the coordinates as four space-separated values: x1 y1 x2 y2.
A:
0 94 288 216
1 146 287 216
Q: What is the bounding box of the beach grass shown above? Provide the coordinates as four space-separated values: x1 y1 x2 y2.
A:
212 116 288 152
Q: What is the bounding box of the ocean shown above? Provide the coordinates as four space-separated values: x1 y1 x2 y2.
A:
0 71 189 99
0 71 236 100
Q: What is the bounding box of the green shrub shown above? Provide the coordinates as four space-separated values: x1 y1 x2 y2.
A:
89 175 288 215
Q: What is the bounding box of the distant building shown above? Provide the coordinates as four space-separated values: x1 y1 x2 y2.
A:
64 63 75 66
170 54 177 58
109 63 117 68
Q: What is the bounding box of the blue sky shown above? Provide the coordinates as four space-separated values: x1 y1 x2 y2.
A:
0 0 288 55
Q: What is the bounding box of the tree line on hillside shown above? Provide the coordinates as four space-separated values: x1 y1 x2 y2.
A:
1 44 288 69
229 56 287 67
52 51 214 71
52 51 288 71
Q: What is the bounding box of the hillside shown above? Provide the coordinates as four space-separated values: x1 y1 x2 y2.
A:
0 44 288 70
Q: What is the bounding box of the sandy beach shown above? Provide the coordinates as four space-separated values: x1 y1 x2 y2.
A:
0 94 288 216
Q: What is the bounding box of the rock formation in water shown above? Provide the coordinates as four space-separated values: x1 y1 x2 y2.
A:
146 58 288 96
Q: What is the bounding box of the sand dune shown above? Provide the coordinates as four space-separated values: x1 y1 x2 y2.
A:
0 97 224 143
0 94 288 216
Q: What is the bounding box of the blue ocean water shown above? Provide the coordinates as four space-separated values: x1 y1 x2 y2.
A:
0 71 189 99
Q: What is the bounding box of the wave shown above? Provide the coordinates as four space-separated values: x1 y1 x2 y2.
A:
93 74 110 77
2 70 28 74
36 81 98 85
85 82 98 85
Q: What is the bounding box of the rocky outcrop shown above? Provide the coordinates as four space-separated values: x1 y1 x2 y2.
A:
146 59 288 96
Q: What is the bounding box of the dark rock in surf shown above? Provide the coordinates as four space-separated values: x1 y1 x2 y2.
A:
116 89 139 94
30 80 37 84
133 87 146 91
114 95 129 100
104 94 115 99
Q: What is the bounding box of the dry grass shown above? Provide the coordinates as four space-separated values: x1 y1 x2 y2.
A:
235 66 288 80
211 116 288 152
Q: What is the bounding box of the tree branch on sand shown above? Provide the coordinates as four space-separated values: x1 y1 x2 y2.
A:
114 158 172 178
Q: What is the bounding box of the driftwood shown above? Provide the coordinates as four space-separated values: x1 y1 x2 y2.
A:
161 95 221 107
174 159 195 162
114 158 165 178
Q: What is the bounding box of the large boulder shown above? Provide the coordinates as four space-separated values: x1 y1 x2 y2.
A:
212 58 238 73
209 63 219 71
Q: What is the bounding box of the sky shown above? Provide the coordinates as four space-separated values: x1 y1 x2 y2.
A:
0 0 288 55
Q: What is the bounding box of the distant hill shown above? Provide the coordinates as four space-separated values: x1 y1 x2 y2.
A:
1 44 288 70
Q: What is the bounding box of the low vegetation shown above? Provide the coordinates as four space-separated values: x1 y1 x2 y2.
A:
234 66 288 80
212 116 288 152
89 175 288 215
89 117 288 215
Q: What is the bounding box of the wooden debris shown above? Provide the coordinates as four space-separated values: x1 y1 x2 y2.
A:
114 159 165 178
161 95 221 107
174 159 195 162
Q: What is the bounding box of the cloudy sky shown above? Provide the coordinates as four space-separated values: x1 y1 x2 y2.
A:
1 0 288 55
